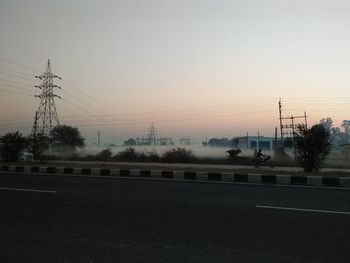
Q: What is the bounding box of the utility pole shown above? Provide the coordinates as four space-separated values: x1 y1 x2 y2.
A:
278 99 308 159
274 127 278 150
278 98 284 142
31 111 39 137
98 131 101 146
304 111 308 129
246 132 249 149
33 59 61 139
278 98 308 139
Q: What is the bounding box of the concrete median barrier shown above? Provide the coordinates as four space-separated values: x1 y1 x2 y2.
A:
1 164 349 188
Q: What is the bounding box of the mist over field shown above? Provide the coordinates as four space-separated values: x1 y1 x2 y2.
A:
78 145 271 159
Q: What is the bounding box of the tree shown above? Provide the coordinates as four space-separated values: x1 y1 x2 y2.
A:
123 138 136 146
319 118 350 148
283 137 294 148
341 120 350 134
51 125 85 154
162 148 197 163
294 124 331 172
95 148 113 161
114 147 138 161
0 131 27 161
27 132 50 161
319 118 333 130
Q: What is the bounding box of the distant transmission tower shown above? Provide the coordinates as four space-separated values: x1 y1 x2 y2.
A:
32 59 61 138
148 123 157 145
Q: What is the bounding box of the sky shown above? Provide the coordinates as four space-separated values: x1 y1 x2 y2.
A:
0 0 349 145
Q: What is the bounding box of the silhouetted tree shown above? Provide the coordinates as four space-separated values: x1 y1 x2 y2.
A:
95 148 113 160
319 118 350 148
51 125 85 155
162 148 197 163
0 131 27 161
27 132 50 161
341 120 350 134
294 124 331 172
137 149 160 162
283 137 294 148
319 118 333 130
123 138 136 146
114 147 138 161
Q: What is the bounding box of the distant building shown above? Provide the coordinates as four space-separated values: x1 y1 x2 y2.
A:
179 137 191 145
235 136 275 151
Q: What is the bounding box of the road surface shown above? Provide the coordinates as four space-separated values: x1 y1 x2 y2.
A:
1 172 349 262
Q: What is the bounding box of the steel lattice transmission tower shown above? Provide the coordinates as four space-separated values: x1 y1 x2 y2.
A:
32 59 61 138
148 123 157 145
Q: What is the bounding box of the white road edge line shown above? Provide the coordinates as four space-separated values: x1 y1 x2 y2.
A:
256 205 350 215
0 187 57 194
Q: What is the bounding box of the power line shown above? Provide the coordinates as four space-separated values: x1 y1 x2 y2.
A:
0 83 36 93
0 66 35 77
60 108 275 127
0 70 34 82
0 78 35 89
0 56 39 72
60 79 137 128
0 88 34 97
0 59 126 126
0 57 277 128
55 99 275 120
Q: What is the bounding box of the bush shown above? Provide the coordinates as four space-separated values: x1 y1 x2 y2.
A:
0 131 27 161
137 149 160 162
27 133 50 161
161 147 197 163
114 148 161 162
294 124 331 172
114 147 138 161
146 150 161 162
50 125 85 155
96 148 113 161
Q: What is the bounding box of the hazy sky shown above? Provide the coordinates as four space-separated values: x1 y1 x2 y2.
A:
0 0 349 144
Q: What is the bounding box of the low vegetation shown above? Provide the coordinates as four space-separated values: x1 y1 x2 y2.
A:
0 131 27 161
294 124 331 172
57 147 198 163
0 122 345 173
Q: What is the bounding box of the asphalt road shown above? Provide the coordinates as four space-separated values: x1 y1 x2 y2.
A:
0 173 350 263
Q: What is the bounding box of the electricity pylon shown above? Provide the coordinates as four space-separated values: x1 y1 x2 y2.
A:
32 59 61 138
148 123 157 145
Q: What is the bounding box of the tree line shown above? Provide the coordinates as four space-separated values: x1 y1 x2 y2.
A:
1 118 348 173
0 125 84 162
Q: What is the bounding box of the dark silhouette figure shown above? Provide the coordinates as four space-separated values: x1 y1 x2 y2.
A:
226 148 242 160
256 149 265 158
253 149 272 167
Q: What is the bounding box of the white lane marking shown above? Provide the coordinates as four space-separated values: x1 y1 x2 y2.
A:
0 187 57 194
256 205 350 215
